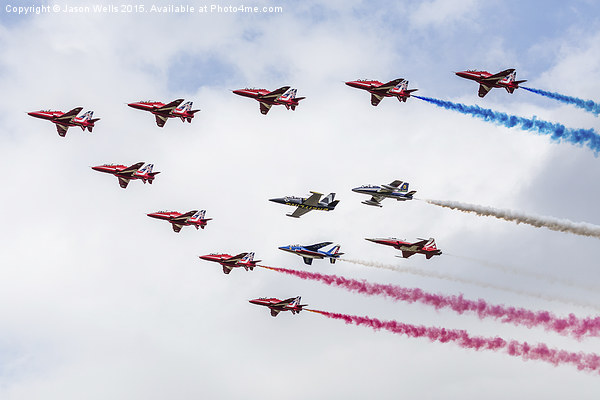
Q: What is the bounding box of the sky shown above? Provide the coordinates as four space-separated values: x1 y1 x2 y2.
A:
1 0 600 398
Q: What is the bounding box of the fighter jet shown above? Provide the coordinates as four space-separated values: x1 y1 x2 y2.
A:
455 69 526 98
269 191 339 218
345 79 417 106
366 237 442 259
199 252 261 274
232 86 305 115
352 180 415 207
92 162 160 189
249 296 307 317
278 242 343 265
28 107 100 136
127 99 200 127
147 210 211 233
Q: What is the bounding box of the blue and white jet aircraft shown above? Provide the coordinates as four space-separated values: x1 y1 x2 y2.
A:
278 242 343 265
352 180 416 207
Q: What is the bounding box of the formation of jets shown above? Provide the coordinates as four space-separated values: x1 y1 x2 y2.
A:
199 252 261 274
352 180 416 207
249 296 307 317
28 107 100 136
147 210 211 233
269 191 339 218
91 162 159 189
279 242 343 265
455 68 526 98
345 79 417 106
34 67 528 319
366 237 442 259
128 99 200 127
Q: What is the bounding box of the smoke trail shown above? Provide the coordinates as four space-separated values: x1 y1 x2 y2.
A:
425 199 600 239
522 87 600 116
447 253 600 293
258 265 600 339
306 309 600 373
413 95 600 154
342 258 600 311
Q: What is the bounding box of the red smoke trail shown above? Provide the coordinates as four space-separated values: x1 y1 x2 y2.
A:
258 265 600 340
305 309 600 373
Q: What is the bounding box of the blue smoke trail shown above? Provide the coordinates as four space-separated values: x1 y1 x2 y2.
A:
413 95 600 155
522 86 600 116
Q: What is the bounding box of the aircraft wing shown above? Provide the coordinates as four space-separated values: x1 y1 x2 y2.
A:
303 192 322 207
370 93 384 106
118 177 130 188
156 99 184 113
225 252 248 263
369 195 384 204
171 210 198 222
120 162 145 175
401 251 416 258
171 223 183 233
155 114 168 127
478 84 493 98
222 265 232 274
55 123 69 137
287 207 311 218
373 78 404 92
378 180 404 193
260 86 291 101
411 239 429 247
272 297 296 307
56 107 83 122
270 309 280 317
304 242 334 251
259 102 272 115
482 68 515 82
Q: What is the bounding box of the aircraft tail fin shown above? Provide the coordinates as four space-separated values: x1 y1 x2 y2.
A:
322 193 336 204
176 101 193 112
136 163 153 175
290 296 301 308
279 88 297 101
189 210 206 222
395 80 409 92
326 245 343 263
423 238 438 251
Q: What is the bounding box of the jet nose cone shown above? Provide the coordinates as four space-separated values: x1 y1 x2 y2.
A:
127 102 145 110
91 166 102 171
365 238 378 243
455 71 469 78
269 197 284 204
345 81 361 88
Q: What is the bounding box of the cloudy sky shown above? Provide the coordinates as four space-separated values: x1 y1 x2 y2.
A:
1 0 600 398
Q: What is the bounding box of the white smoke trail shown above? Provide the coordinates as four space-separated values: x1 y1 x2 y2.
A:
446 253 600 293
342 258 600 311
425 199 600 239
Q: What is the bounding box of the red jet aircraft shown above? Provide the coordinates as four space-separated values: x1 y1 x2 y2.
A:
455 68 526 98
28 107 100 136
92 162 160 189
249 296 307 317
366 237 442 259
232 86 305 115
147 210 211 233
127 99 200 127
345 79 417 106
199 252 261 274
